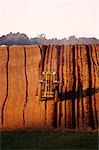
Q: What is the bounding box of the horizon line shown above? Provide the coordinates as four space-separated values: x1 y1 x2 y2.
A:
0 32 99 40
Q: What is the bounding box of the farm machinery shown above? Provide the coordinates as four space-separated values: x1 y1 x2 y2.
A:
39 71 59 101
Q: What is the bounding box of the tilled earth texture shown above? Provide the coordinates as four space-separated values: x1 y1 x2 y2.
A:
0 45 99 130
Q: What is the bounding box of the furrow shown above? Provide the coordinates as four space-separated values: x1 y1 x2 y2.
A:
23 46 28 125
1 46 9 125
94 45 99 66
75 45 79 129
58 46 63 127
63 45 67 128
91 45 98 128
79 45 84 128
72 45 76 129
86 45 94 129
53 46 59 128
43 45 50 126
56 46 60 127
65 45 70 128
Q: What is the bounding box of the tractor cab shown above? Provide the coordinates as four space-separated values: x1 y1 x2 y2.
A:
39 71 59 100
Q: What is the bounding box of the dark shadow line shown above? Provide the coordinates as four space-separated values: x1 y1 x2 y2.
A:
23 46 28 125
58 87 99 100
38 45 47 73
1 46 9 125
59 46 64 127
86 45 94 128
91 45 98 128
72 45 76 128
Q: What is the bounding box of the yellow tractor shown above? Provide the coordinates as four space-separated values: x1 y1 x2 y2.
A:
39 71 59 101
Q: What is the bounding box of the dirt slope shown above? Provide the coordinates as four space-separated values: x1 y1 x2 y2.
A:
0 45 99 130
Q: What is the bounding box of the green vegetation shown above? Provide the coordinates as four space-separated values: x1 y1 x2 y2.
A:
1 130 98 150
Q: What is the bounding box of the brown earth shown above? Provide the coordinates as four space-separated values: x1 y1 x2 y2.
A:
0 45 99 131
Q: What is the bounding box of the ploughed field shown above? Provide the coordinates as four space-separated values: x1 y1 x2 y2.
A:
0 45 99 130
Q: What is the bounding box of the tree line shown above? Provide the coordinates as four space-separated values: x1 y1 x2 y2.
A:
0 32 99 46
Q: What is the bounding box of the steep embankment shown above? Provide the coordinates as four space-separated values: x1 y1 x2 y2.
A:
0 45 99 130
